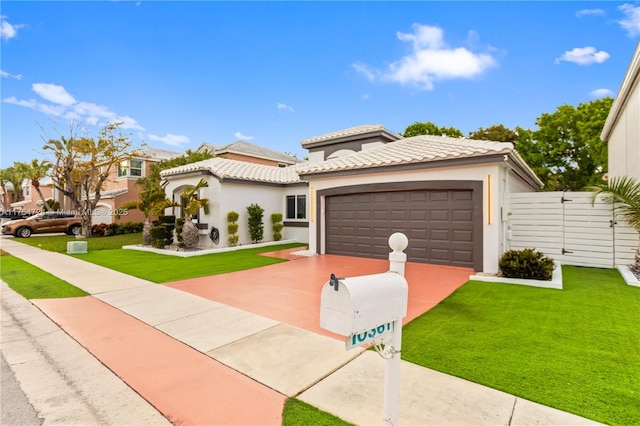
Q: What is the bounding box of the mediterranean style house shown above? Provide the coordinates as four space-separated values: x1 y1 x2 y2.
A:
161 124 542 273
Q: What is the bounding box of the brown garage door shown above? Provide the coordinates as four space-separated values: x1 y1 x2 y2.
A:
325 190 477 268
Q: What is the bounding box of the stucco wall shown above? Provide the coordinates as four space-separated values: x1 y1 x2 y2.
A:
608 77 640 180
163 175 308 249
306 163 511 273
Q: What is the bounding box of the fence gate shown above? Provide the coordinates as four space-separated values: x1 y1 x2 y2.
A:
508 192 637 268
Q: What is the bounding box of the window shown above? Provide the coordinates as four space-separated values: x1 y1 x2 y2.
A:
286 195 306 220
23 185 31 197
117 159 144 178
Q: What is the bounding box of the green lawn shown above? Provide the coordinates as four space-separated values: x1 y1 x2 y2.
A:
15 233 144 252
402 266 640 425
281 398 354 426
0 251 88 299
71 242 306 283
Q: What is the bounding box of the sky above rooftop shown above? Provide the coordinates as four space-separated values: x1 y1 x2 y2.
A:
1 1 639 168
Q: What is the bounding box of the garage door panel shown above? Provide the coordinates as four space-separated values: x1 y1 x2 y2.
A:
430 210 450 221
326 188 477 268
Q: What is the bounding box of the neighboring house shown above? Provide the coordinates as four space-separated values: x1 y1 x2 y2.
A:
198 140 301 167
161 158 309 245
10 178 55 213
601 42 640 181
57 147 181 225
162 124 542 273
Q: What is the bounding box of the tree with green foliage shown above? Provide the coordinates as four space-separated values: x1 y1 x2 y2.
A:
247 203 264 243
2 163 28 203
589 176 640 272
120 189 176 245
44 122 142 236
403 121 463 138
0 168 12 209
23 159 53 211
227 211 240 246
518 97 613 191
468 124 517 142
180 178 210 249
141 149 215 194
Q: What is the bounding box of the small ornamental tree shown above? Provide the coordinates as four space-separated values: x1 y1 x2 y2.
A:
227 211 240 246
180 178 210 249
271 213 283 241
246 203 264 243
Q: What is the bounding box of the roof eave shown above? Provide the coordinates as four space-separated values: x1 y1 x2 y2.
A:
601 42 640 141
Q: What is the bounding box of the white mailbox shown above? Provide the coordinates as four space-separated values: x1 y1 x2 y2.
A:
320 271 408 337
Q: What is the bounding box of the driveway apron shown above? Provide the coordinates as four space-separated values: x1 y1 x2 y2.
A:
164 254 473 339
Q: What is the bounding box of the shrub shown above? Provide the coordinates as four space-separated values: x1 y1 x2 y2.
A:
499 248 554 281
227 211 239 246
271 213 283 241
159 215 176 246
149 225 168 249
246 204 264 243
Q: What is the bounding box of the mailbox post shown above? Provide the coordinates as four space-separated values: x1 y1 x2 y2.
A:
320 232 409 426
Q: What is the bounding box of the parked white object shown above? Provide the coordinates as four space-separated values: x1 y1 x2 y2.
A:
319 232 408 426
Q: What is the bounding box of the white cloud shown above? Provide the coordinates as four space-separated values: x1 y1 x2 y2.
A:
277 102 294 112
554 47 610 65
362 93 370 100
2 82 145 131
1 70 23 80
353 24 497 91
618 4 640 37
234 131 254 141
590 88 614 98
147 133 190 147
576 9 605 17
32 83 77 106
0 16 24 40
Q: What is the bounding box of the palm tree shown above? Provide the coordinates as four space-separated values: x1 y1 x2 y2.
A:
0 168 10 210
24 159 53 211
3 164 27 203
590 176 640 271
120 188 176 245
180 178 210 249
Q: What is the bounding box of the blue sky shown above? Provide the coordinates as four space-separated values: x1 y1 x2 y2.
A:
1 1 639 168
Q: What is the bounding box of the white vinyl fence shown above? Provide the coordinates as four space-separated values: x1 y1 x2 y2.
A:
508 192 638 268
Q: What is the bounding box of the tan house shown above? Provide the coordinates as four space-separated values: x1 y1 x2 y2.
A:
601 42 640 181
10 178 56 213
52 147 180 225
197 140 301 167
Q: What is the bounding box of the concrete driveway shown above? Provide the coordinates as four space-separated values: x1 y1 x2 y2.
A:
165 250 474 339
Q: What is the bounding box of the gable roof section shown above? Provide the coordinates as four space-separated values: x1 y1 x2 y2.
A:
198 141 301 164
300 124 401 148
601 42 640 141
298 134 543 188
160 157 305 184
141 147 182 161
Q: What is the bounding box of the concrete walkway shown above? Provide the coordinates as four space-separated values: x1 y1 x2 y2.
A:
0 238 601 425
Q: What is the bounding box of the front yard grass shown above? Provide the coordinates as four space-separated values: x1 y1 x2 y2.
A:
0 250 88 299
70 242 307 283
402 266 639 425
14 233 143 252
281 398 354 426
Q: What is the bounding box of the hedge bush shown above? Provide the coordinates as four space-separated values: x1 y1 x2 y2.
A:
149 225 168 249
227 211 239 246
499 248 554 281
271 213 283 241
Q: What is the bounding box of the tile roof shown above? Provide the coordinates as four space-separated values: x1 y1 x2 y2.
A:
140 147 182 161
300 124 401 146
160 157 305 184
198 141 301 164
298 134 515 175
